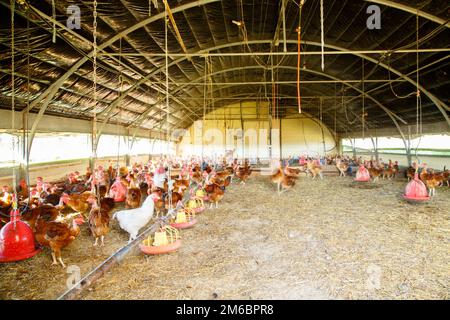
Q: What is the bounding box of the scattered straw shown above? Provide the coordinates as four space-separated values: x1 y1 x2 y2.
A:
1 175 449 300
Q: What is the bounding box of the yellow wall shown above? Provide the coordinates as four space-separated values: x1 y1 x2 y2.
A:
178 101 337 159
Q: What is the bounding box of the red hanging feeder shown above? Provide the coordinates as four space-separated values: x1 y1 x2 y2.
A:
354 164 370 182
403 173 430 203
0 207 41 263
109 178 127 202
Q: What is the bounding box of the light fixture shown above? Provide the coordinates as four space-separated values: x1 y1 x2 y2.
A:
232 20 243 27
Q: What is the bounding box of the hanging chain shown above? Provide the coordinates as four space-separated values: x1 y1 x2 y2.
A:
93 0 98 112
320 0 324 71
92 0 99 202
416 9 421 135
92 0 98 151
26 4 31 192
51 0 56 43
362 59 365 139
297 0 302 114
11 0 18 211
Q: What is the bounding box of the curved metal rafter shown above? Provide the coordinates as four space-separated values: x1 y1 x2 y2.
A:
111 40 450 131
18 1 449 151
189 92 351 135
22 0 221 152
169 65 408 140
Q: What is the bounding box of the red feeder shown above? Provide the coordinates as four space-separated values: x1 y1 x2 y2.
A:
0 209 41 263
403 173 430 203
109 179 127 202
139 240 182 255
354 165 370 182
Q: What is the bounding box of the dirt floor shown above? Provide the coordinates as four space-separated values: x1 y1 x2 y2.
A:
1 174 449 300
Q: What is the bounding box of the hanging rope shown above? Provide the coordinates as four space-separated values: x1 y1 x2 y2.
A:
342 85 357 125
320 0 324 71
202 54 208 161
386 54 416 99
237 0 286 70
271 55 277 127
320 97 326 154
51 0 56 43
116 118 121 170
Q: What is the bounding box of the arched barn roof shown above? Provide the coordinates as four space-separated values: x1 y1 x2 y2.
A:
0 0 449 137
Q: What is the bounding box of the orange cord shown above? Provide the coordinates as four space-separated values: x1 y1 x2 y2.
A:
297 27 302 114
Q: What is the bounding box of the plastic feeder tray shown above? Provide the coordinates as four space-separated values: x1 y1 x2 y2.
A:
0 220 41 263
139 240 182 255
402 194 430 203
171 218 198 230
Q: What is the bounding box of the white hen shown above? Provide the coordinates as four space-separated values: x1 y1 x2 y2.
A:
113 194 156 242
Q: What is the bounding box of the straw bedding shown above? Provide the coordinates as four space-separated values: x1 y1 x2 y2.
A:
1 174 449 300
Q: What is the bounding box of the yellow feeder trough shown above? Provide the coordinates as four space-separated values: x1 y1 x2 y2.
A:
140 226 181 255
170 208 198 229
186 198 205 214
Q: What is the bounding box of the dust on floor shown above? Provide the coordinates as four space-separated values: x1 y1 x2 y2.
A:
82 175 449 300
1 175 449 300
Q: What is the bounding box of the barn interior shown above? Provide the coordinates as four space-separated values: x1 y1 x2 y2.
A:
0 0 449 300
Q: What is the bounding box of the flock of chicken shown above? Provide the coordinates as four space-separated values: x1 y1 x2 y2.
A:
270 159 325 194
273 155 449 198
1 154 448 267
405 163 450 196
0 160 253 267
